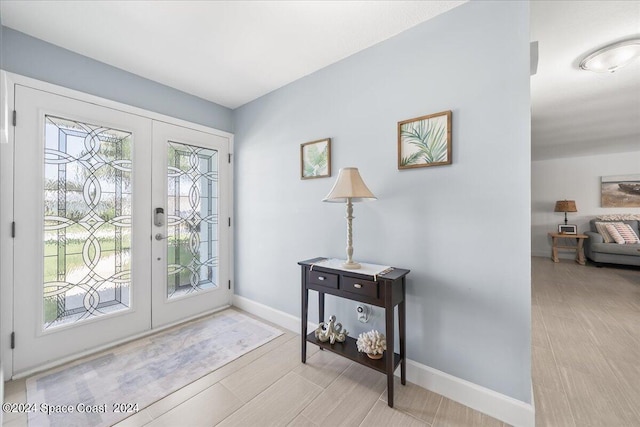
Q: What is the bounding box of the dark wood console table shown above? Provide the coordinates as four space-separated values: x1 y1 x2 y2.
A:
298 257 410 407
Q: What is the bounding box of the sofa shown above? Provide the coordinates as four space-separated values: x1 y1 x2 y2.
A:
584 219 640 266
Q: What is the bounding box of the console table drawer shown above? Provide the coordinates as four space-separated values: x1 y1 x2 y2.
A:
342 276 378 299
308 270 339 289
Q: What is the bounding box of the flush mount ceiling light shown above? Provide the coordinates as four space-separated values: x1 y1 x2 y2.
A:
580 38 640 73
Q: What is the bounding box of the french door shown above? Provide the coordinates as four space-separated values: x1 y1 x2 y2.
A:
151 122 230 328
12 85 230 376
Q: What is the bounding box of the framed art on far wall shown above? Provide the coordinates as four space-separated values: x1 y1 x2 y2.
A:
300 138 331 179
601 174 640 207
398 110 452 170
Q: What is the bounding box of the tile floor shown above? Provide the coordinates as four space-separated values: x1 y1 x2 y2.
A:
532 257 640 427
3 257 639 426
2 316 506 426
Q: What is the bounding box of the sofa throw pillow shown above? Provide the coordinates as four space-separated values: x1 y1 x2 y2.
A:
605 224 626 244
595 222 616 243
613 223 640 244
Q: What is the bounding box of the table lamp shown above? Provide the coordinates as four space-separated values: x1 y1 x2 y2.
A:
554 200 577 225
323 167 376 269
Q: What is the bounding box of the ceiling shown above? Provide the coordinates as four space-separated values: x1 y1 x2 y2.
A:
1 1 638 160
531 1 640 160
0 0 465 109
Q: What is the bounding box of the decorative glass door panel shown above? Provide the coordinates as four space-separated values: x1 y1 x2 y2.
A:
11 83 229 377
13 85 152 376
43 116 132 328
151 121 230 329
167 142 219 299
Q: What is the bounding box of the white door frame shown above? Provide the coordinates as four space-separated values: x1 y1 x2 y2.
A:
0 71 234 379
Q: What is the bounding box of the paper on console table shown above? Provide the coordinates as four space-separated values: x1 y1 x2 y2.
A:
310 258 392 280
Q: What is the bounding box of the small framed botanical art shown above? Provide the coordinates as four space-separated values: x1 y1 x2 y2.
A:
558 224 577 234
398 110 452 170
300 138 331 180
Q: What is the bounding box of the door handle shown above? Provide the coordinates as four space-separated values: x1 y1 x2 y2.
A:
155 233 169 241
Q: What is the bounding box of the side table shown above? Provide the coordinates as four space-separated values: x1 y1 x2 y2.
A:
298 257 410 407
548 233 589 265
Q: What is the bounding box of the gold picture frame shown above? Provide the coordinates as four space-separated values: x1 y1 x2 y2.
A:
300 138 331 180
398 110 452 170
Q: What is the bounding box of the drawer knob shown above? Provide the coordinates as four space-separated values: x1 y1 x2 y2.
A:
353 284 362 288
318 276 326 281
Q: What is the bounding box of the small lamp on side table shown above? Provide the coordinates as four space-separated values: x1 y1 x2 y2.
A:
323 167 377 269
554 200 578 234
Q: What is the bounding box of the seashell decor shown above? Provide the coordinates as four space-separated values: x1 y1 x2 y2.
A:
356 330 386 358
315 315 348 344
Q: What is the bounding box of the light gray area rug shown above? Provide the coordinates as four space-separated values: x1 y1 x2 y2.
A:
26 309 283 427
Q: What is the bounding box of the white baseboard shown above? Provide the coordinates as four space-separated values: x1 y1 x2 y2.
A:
233 294 534 427
405 359 534 427
232 295 315 333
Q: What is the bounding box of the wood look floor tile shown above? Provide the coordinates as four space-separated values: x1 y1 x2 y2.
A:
531 345 563 392
379 377 442 425
590 329 640 366
1 379 27 425
432 397 503 427
301 363 386 426
2 379 26 403
217 372 322 427
145 331 292 418
606 358 640 420
1 416 27 427
572 306 626 340
532 385 575 427
532 258 640 427
220 335 317 403
360 400 428 427
293 347 352 389
534 284 567 304
531 305 551 349
606 307 640 339
145 383 242 427
112 410 154 427
7 259 639 427
531 325 551 350
286 413 317 427
599 291 640 312
548 336 614 378
559 366 640 427
543 314 592 344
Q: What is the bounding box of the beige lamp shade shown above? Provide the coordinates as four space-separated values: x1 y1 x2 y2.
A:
554 200 577 213
323 167 377 203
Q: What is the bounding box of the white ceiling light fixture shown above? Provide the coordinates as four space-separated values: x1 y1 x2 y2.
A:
579 38 640 73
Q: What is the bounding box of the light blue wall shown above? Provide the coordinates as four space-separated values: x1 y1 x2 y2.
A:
1 1 532 404
0 26 233 132
233 1 531 403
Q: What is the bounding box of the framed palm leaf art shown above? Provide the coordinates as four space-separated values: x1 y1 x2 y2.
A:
300 138 331 179
398 110 452 170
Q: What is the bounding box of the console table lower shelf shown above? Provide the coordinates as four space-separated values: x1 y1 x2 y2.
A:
306 333 401 374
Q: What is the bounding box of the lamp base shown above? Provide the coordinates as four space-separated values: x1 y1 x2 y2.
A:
342 261 361 269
